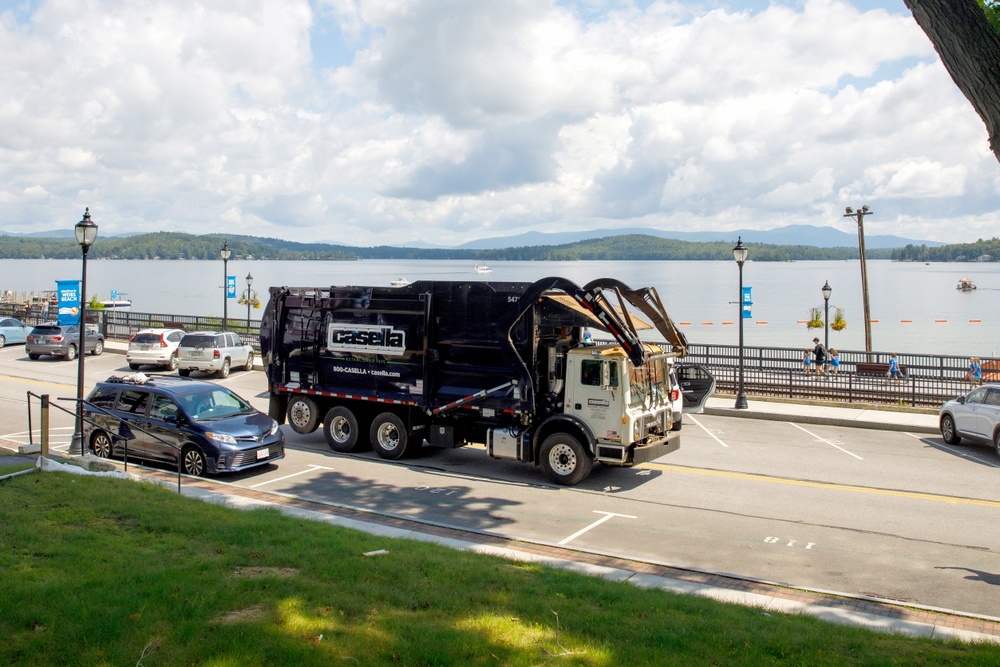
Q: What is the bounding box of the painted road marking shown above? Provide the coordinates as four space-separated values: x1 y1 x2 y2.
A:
789 422 863 460
907 432 1000 468
640 462 1000 507
249 464 334 488
558 510 636 545
687 414 728 448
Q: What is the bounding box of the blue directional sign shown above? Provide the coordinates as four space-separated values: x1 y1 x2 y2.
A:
111 289 118 300
742 286 752 319
226 276 237 299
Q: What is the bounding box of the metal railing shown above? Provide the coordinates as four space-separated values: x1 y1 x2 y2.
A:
684 343 975 408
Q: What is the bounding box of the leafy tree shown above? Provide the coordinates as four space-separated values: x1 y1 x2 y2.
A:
904 0 1000 164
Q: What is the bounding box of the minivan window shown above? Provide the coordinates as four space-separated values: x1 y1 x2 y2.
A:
150 394 180 421
117 390 151 415
88 386 119 410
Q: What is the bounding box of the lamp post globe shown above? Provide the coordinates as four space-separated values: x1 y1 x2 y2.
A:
69 208 98 456
220 241 232 329
732 237 748 410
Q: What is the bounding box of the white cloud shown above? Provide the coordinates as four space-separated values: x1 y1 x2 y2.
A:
0 0 997 245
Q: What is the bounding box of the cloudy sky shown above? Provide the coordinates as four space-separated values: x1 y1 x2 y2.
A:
1 0 996 246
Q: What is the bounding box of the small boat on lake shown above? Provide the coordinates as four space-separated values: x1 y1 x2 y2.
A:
475 262 492 274
390 277 411 287
956 277 977 291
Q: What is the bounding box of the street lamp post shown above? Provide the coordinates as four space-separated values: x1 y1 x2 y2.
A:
220 241 231 330
844 206 873 353
245 272 253 330
821 280 832 351
69 208 98 456
733 237 748 410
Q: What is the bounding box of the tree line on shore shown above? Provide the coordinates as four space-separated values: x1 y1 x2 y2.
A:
0 230 991 262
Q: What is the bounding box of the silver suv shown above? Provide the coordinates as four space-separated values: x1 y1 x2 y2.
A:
177 331 254 378
127 328 186 370
26 323 105 360
939 383 1000 458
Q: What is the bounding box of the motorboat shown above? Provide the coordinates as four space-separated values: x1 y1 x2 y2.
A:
389 277 411 287
475 262 492 273
99 299 133 309
956 277 976 291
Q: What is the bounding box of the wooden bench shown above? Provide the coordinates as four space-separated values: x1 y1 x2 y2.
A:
855 362 907 377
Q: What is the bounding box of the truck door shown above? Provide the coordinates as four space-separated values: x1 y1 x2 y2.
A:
674 362 716 413
566 356 626 444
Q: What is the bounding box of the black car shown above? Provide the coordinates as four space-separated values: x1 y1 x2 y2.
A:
83 374 284 476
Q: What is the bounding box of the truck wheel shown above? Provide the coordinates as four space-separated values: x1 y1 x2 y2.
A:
324 406 363 452
287 396 320 434
370 412 408 460
217 358 231 378
539 433 593 486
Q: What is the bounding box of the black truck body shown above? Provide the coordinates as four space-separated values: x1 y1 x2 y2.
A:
260 276 690 484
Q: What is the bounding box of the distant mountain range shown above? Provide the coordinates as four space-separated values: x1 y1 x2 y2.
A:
408 225 944 250
3 224 943 250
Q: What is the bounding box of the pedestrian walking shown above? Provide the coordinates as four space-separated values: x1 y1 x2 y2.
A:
964 356 982 385
828 348 840 376
887 353 905 381
811 337 828 375
802 349 812 374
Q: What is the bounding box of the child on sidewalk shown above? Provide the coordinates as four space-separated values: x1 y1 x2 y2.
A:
802 349 812 374
828 349 840 376
887 353 905 381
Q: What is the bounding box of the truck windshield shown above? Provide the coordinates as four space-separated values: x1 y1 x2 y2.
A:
628 358 669 409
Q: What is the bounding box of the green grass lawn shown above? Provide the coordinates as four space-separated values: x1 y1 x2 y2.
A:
1 472 998 666
0 462 35 477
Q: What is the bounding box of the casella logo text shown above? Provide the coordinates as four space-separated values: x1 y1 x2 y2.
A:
328 324 406 355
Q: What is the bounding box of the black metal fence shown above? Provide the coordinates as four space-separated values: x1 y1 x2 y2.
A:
1 303 978 408
685 343 975 408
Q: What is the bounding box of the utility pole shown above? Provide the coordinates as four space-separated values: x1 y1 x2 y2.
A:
844 206 873 353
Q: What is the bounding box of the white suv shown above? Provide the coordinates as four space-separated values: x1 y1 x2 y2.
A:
177 331 254 378
126 328 186 371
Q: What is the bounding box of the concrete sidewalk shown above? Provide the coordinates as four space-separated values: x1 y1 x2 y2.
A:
703 396 940 434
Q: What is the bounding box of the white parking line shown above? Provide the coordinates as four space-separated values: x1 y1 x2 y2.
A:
906 432 1000 468
558 510 636 545
249 464 334 488
789 422 864 460
687 414 728 447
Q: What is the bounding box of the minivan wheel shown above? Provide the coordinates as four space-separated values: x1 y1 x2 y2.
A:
65 344 77 361
217 359 231 378
182 446 207 477
994 431 1000 461
91 431 113 458
941 414 961 445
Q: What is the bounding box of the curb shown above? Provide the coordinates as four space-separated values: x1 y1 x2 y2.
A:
703 406 940 434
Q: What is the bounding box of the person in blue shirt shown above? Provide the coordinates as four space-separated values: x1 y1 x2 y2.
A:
965 356 982 385
581 327 594 346
828 348 840 376
887 353 905 381
802 349 812 374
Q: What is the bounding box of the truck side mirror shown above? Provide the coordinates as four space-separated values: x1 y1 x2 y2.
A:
601 361 611 390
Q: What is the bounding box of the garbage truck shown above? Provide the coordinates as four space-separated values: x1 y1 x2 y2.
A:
260 276 713 485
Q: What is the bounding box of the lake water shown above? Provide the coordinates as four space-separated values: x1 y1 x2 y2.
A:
2 258 997 357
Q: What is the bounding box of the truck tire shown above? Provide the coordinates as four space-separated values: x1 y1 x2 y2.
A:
539 433 593 486
324 406 363 452
370 412 409 460
287 396 320 434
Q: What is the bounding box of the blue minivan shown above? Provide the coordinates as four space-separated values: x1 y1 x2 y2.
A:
83 374 284 476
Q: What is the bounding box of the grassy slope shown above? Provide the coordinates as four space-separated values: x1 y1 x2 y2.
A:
0 472 996 666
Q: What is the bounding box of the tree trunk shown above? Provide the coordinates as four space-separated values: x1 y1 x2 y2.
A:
904 0 1000 164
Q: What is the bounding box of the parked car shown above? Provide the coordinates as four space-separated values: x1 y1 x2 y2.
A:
177 331 254 378
939 383 1000 458
0 317 31 347
25 323 105 360
83 374 284 476
126 328 186 370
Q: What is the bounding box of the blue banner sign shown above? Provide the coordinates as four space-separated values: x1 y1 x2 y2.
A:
226 276 237 299
742 286 752 319
57 280 81 325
